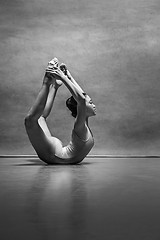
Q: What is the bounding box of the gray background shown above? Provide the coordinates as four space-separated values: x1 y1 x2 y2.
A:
1 0 160 155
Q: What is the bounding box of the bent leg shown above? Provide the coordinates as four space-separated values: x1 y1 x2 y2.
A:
25 118 62 162
42 84 58 119
27 74 52 121
38 116 52 137
24 74 62 162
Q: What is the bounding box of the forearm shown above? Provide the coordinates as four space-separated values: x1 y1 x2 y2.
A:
61 75 85 103
64 67 85 93
68 75 84 94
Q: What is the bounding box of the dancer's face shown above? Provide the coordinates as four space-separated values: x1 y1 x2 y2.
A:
85 95 96 117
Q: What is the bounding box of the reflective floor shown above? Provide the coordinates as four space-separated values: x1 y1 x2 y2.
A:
0 157 160 240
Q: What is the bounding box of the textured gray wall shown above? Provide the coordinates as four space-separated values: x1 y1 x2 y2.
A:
1 0 160 155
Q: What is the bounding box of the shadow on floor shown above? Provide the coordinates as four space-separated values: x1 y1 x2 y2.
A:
13 158 93 166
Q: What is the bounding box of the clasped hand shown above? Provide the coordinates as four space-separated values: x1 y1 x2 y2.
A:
45 67 64 88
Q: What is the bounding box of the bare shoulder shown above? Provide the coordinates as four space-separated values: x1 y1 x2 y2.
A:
74 100 86 126
73 122 90 141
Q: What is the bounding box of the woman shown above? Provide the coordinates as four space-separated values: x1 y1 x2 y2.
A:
24 58 96 164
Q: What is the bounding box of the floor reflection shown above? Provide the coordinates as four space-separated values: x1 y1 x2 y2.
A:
26 165 89 240
1 158 160 240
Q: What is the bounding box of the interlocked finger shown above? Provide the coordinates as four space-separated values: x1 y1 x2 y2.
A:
46 57 59 72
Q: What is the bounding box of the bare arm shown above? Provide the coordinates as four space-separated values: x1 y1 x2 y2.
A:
60 64 85 94
60 67 88 134
64 69 88 136
48 68 88 138
67 71 84 94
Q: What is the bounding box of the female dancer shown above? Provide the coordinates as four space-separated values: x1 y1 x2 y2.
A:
24 58 96 164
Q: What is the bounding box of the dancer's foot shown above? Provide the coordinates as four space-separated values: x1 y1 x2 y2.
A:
44 58 59 85
59 63 71 79
59 63 67 74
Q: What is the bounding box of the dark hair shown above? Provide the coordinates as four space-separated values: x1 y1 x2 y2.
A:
66 93 87 118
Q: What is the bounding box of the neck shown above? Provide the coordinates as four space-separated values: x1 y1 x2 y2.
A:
85 117 89 126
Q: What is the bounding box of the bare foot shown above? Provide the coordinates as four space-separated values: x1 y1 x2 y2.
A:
59 63 67 75
59 63 72 80
44 57 59 85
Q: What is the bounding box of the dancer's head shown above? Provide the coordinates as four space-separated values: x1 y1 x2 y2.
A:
85 95 96 117
66 96 77 118
66 94 96 118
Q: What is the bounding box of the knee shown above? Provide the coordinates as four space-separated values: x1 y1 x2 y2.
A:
39 115 46 121
24 114 36 128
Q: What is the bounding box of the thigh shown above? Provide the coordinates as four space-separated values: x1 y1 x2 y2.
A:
38 116 52 137
25 120 62 160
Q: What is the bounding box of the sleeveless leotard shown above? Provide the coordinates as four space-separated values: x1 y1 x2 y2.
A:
53 126 94 164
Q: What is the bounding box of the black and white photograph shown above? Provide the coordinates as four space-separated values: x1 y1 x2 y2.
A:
0 0 160 239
